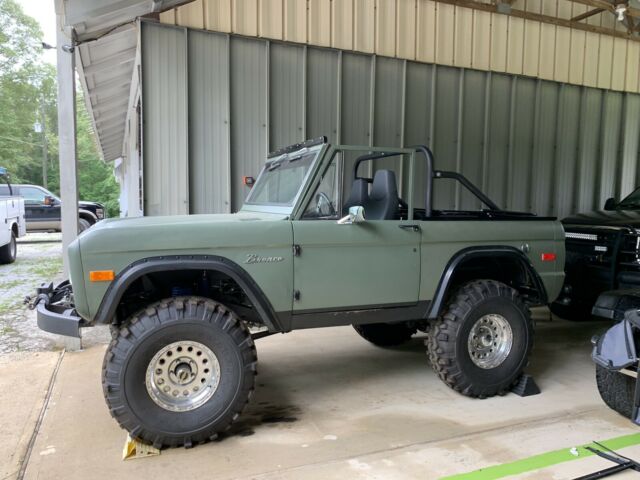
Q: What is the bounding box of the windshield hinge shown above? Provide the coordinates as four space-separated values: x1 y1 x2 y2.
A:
293 244 301 256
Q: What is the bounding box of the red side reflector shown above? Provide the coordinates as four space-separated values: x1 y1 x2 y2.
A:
541 253 556 262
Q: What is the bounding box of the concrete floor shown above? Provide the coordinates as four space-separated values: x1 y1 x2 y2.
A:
6 315 640 479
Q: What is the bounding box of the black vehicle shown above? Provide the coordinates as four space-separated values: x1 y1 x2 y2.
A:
591 289 640 424
552 188 640 320
0 184 106 232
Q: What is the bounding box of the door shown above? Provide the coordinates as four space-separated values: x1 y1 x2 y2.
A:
19 186 60 230
292 220 421 312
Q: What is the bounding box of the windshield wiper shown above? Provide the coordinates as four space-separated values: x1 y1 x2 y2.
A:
267 162 282 172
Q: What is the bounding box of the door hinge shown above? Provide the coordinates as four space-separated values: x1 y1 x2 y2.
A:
293 290 301 301
293 244 301 256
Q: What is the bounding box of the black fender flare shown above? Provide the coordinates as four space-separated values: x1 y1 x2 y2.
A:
78 209 98 224
427 246 549 319
93 255 283 332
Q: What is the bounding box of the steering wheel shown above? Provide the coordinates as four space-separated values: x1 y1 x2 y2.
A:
315 192 337 217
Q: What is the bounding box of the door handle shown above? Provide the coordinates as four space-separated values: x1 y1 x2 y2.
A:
399 224 421 232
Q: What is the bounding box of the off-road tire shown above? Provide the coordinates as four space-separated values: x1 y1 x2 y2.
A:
0 232 16 264
102 297 257 448
427 280 533 398
596 365 634 419
78 218 91 233
353 322 417 347
550 301 592 321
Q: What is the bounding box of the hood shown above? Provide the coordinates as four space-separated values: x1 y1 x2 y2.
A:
562 209 640 229
78 211 289 255
79 200 104 208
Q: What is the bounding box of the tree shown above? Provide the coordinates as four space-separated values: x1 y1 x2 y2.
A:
0 0 120 217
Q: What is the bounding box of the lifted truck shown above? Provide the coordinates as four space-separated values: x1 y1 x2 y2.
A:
33 138 564 448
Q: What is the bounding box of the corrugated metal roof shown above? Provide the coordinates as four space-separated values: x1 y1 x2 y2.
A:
60 0 195 161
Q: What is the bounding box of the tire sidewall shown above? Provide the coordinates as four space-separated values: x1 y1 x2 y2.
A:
9 233 16 261
454 295 531 391
118 318 245 438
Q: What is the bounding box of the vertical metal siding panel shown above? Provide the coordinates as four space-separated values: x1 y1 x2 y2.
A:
619 95 640 197
176 0 204 29
354 0 375 53
435 3 455 66
486 74 510 208
489 14 508 72
506 17 524 75
373 57 403 148
433 66 459 208
576 89 602 211
583 33 599 87
598 92 622 204
188 31 231 214
531 81 559 216
459 70 486 209
142 24 189 216
553 0 571 83
626 42 640 93
404 61 433 206
538 0 556 80
454 6 473 68
611 38 627 92
471 10 490 71
522 0 541 77
229 37 267 210
568 4 586 86
509 77 536 212
269 43 305 149
204 0 232 32
416 0 436 63
232 0 258 36
376 0 396 57
306 48 339 142
553 85 580 219
332 0 354 50
397 0 417 60
597 36 614 90
259 0 283 39
159 9 176 24
284 0 307 43
309 0 332 47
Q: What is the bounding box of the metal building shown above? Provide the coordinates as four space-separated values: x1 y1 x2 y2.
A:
58 0 640 225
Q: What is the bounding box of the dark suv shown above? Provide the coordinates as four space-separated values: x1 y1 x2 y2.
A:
0 184 106 232
552 188 640 320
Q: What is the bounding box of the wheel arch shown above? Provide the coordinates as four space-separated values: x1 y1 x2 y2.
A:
94 255 283 332
79 209 98 224
10 221 18 236
427 246 548 319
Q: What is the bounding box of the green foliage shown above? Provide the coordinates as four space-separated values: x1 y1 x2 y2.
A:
0 0 120 217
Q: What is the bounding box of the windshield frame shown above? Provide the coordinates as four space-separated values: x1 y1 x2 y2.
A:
241 144 325 215
617 187 640 210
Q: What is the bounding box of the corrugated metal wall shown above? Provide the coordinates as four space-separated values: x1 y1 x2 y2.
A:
141 21 640 218
159 0 640 94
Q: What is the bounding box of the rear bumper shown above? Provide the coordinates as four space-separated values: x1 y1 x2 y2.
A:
37 302 83 338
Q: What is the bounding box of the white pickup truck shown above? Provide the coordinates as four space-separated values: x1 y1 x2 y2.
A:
0 168 26 264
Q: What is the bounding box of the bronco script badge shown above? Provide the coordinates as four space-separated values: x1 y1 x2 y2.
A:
245 254 284 264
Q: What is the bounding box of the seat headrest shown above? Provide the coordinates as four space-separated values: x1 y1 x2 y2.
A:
370 170 398 201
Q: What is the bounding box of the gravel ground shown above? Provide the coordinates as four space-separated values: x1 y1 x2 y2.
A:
0 233 66 353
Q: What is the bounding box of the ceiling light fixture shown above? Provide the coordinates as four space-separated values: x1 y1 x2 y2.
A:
615 3 627 21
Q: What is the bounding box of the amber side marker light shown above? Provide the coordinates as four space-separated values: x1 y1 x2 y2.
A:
89 270 115 282
541 253 557 262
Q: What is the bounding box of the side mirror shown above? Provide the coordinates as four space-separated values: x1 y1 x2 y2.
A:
44 195 55 206
337 206 366 225
604 197 617 211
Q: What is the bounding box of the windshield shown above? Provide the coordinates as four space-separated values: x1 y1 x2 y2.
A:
244 149 318 208
617 188 640 209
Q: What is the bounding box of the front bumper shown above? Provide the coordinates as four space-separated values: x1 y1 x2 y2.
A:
31 282 84 338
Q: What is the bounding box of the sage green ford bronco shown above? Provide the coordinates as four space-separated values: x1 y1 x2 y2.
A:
34 138 564 448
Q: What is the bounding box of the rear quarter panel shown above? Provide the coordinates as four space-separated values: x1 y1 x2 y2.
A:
419 220 565 303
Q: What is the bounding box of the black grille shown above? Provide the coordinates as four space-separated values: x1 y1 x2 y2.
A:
564 228 618 268
619 232 640 272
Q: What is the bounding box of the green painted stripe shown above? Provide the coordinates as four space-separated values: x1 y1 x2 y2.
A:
440 432 640 480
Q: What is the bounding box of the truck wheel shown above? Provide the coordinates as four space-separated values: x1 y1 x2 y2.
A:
427 280 533 398
0 232 17 264
596 365 634 419
353 323 416 347
102 297 257 448
78 218 91 232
